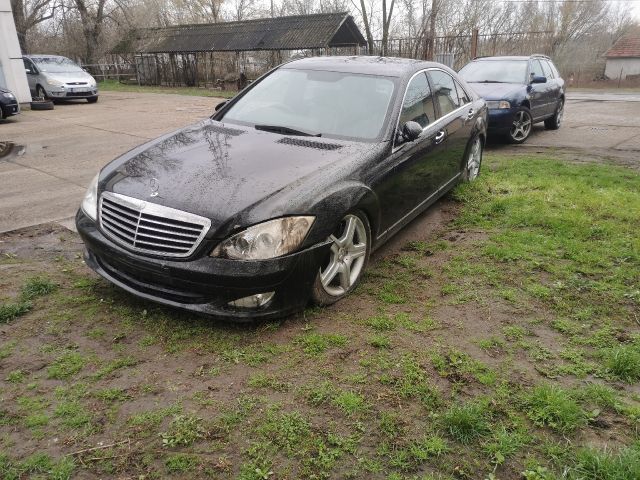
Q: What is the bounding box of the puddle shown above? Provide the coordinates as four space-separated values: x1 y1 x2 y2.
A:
0 141 26 161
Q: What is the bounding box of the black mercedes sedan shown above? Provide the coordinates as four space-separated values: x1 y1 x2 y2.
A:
0 87 20 120
76 56 487 320
458 55 565 144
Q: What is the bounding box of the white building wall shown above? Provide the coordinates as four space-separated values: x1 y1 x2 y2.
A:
605 58 640 80
0 0 31 103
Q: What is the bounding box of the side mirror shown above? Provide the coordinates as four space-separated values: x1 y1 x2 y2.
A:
214 100 228 112
25 68 32 74
531 75 547 84
400 121 423 142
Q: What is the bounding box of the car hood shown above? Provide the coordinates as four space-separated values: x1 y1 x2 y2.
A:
467 82 524 100
43 71 95 83
101 120 375 236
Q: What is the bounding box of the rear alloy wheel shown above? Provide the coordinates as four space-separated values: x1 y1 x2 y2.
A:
312 212 371 305
508 107 532 144
462 135 482 182
545 99 564 130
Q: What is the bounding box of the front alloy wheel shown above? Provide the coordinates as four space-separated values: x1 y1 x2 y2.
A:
509 108 532 144
312 212 370 305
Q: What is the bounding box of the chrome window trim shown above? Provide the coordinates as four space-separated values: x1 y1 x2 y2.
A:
392 67 472 152
99 191 211 258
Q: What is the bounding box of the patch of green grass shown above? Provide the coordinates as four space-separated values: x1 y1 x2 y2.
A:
161 414 205 447
388 434 449 471
301 381 335 407
6 369 26 383
165 453 199 473
442 400 491 444
378 411 403 439
21 276 57 299
524 384 586 434
332 390 368 416
570 444 640 479
368 333 391 349
247 372 289 391
257 410 311 455
386 355 440 407
94 388 130 403
92 356 137 380
483 425 530 466
0 301 32 323
47 351 86 380
296 332 348 356
128 403 183 432
365 314 396 331
54 400 92 429
604 344 640 383
99 78 236 98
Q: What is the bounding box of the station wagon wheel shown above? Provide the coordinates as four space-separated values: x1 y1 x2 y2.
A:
508 107 532 144
36 85 48 101
312 212 371 305
545 99 564 130
463 135 483 182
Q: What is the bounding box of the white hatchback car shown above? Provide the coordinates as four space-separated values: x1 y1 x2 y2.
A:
23 55 99 103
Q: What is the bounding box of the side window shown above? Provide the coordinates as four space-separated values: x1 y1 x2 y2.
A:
399 72 436 129
548 61 561 79
23 59 32 72
529 59 544 80
541 60 554 79
429 70 461 117
454 80 470 105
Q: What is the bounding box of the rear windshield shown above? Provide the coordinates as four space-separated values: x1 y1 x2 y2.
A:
32 57 84 73
459 60 528 84
222 68 397 141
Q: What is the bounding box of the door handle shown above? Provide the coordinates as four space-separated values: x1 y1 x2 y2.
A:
467 108 474 119
434 130 446 145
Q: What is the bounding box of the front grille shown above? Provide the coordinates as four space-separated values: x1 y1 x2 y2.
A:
66 91 92 97
99 192 211 258
66 82 88 85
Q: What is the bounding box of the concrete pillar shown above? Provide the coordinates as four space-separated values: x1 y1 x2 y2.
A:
0 0 31 103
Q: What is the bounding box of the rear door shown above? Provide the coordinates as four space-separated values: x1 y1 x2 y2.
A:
540 59 561 111
374 71 448 233
428 69 473 183
528 59 551 119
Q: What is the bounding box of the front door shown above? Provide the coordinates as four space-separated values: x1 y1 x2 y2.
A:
23 59 37 95
374 71 448 234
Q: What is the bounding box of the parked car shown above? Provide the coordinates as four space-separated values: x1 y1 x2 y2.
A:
23 55 98 103
0 87 19 119
458 55 564 143
76 56 487 320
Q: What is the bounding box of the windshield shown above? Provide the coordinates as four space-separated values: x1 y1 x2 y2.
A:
222 68 396 141
459 60 528 84
32 57 84 74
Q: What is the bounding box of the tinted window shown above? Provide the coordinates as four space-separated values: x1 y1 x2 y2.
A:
540 60 554 79
455 80 470 104
529 59 544 79
429 70 460 117
399 72 436 129
459 60 528 83
548 60 561 78
223 68 396 141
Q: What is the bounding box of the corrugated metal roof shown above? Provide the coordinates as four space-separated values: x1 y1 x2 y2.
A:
116 13 366 54
605 35 640 58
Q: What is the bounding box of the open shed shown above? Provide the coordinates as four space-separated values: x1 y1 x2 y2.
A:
112 12 367 88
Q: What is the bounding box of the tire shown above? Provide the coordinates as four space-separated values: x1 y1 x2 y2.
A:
87 97 98 104
508 107 533 144
462 134 483 182
36 85 48 100
544 99 564 130
30 100 54 111
311 211 371 306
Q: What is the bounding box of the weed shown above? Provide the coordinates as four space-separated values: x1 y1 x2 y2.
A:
442 400 490 444
570 444 640 480
524 384 586 433
54 400 91 429
301 381 335 406
368 333 391 349
0 301 31 323
47 351 86 380
604 344 640 383
332 390 368 416
258 410 311 455
161 414 205 447
165 453 199 472
297 332 348 356
21 276 57 299
365 314 396 331
6 370 26 383
92 356 137 380
247 372 289 391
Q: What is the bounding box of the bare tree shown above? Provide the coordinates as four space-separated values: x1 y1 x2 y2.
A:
11 0 56 52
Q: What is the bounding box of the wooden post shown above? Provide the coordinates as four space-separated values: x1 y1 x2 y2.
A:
471 28 479 59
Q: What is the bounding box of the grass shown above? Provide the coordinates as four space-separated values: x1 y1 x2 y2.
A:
98 78 236 99
1 153 639 478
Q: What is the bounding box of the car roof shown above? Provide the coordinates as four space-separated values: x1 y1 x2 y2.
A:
284 56 446 77
24 54 69 59
471 55 548 61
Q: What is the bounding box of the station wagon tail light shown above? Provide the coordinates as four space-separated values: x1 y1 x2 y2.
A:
81 173 99 221
486 100 511 109
211 216 314 260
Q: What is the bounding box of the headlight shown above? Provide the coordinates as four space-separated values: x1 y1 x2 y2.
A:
81 173 99 221
47 78 65 87
211 216 315 260
486 100 511 109
2 92 15 99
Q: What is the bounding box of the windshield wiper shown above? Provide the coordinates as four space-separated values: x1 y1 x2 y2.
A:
254 124 321 137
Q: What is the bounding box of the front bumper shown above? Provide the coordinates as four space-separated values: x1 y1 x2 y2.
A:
0 100 20 117
47 86 98 99
487 107 517 133
76 210 330 321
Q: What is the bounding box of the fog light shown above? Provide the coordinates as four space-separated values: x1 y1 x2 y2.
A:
228 292 275 309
